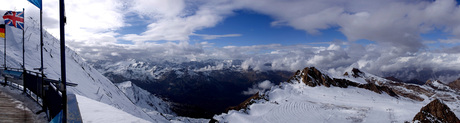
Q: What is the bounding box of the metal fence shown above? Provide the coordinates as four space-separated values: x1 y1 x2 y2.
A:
1 68 82 122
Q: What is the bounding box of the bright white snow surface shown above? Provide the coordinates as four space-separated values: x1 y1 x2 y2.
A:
214 80 457 123
116 81 175 115
76 94 150 123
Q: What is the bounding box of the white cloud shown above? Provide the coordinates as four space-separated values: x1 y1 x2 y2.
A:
1 0 126 50
242 80 274 95
258 80 274 89
122 0 238 42
195 63 225 72
193 33 241 40
439 38 460 44
114 0 458 54
128 0 186 19
4 0 460 49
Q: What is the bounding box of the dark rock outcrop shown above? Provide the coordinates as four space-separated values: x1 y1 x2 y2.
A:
388 83 430 101
412 99 459 123
288 67 355 88
351 68 364 78
357 83 398 97
384 76 403 82
297 67 351 88
425 80 452 92
288 67 398 98
448 78 460 91
226 92 265 112
405 79 425 85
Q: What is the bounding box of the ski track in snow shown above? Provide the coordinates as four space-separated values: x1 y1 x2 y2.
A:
216 81 460 123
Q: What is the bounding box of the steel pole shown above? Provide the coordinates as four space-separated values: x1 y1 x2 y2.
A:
59 0 67 121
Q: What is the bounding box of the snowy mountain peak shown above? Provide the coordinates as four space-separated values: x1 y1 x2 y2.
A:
288 67 399 98
424 80 452 91
351 68 365 77
288 67 353 88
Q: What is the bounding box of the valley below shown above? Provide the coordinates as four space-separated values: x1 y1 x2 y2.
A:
92 60 293 118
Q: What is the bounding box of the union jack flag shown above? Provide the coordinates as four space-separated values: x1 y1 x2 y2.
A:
3 11 24 30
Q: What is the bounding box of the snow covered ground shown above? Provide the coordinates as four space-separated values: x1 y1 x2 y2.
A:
75 94 151 123
116 81 175 115
216 82 426 122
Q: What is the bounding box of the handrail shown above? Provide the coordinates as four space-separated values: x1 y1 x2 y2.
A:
1 67 80 122
1 67 43 77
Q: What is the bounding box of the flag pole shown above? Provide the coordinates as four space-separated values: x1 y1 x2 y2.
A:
23 8 26 94
39 6 48 121
3 23 7 87
59 0 67 121
22 8 25 71
3 24 6 70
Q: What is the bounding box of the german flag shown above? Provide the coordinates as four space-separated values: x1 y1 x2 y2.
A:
0 24 5 38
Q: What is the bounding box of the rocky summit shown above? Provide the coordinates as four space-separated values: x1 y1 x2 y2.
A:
448 78 460 91
288 67 398 97
412 99 459 123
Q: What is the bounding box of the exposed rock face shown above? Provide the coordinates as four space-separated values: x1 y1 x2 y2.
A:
388 83 431 101
412 99 459 123
425 80 452 92
288 67 398 97
291 67 353 88
405 79 425 85
357 83 398 97
225 92 265 112
351 68 365 78
384 76 403 82
448 78 460 91
289 67 459 103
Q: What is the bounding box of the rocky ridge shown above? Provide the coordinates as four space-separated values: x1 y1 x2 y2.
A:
412 99 459 123
288 67 398 97
448 78 460 91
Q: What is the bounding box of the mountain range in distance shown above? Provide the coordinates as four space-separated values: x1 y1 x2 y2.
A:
92 58 460 121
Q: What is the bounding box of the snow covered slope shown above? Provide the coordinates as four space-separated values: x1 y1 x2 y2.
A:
116 81 175 115
0 13 172 122
215 67 460 122
116 81 210 123
75 94 150 123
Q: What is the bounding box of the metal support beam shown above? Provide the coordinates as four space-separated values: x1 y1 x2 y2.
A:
59 0 68 121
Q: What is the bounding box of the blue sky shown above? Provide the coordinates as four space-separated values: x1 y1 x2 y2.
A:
116 9 366 47
117 5 453 50
191 10 348 47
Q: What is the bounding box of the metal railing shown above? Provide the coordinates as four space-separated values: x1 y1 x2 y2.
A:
0 67 81 122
